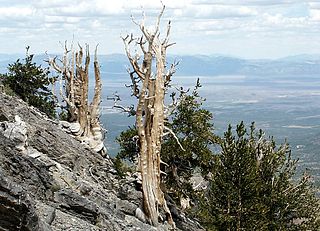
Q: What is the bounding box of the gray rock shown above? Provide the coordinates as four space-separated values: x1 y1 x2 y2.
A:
0 93 205 231
0 174 41 231
135 207 147 223
0 107 9 121
118 182 143 203
0 115 28 151
54 189 99 224
116 199 138 216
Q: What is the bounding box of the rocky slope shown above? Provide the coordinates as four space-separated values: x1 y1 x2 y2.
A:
0 92 203 231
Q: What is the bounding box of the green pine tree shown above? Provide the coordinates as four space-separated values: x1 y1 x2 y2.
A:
161 79 217 202
0 46 56 118
197 122 320 230
113 126 139 177
116 126 139 163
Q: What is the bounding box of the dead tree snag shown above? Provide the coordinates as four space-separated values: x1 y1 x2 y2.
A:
123 5 178 227
48 43 106 155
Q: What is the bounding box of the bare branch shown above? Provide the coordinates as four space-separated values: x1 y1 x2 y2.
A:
127 68 140 97
175 86 190 95
84 44 90 74
48 56 63 73
166 42 176 48
90 44 102 121
164 60 179 86
131 14 140 26
160 170 167 175
107 93 136 116
164 126 185 151
154 4 165 37
77 43 83 65
164 87 188 118
160 159 169 166
162 20 172 46
58 73 72 107
138 36 147 54
122 36 146 80
129 33 135 44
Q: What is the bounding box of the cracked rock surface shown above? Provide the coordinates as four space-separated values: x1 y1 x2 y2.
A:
0 93 204 231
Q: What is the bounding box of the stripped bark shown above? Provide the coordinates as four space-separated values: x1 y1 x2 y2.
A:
48 42 106 155
123 5 176 227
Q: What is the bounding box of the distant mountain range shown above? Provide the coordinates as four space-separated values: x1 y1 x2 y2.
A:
0 53 319 77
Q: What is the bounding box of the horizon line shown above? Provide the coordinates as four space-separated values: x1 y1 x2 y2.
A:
0 52 320 61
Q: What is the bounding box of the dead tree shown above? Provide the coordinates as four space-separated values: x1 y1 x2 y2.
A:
122 5 178 227
48 43 106 155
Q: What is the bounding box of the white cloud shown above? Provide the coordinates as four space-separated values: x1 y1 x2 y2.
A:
192 0 302 6
309 1 320 9
0 6 35 19
263 13 307 27
191 19 241 32
310 9 320 21
0 0 318 58
175 4 257 18
44 15 81 24
34 0 75 8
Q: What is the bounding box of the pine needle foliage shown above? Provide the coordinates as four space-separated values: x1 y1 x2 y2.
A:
161 79 217 202
0 46 56 118
197 122 320 230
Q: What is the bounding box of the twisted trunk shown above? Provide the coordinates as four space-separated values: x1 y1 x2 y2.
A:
48 43 106 155
123 5 176 227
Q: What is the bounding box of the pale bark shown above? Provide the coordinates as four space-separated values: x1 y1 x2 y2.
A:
123 5 176 227
48 42 106 155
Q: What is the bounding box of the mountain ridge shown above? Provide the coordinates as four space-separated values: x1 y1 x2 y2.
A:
0 53 319 77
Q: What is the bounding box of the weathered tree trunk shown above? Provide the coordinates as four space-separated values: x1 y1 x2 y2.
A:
48 43 106 155
123 5 177 227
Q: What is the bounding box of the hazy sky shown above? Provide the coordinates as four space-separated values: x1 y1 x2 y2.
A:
0 0 319 59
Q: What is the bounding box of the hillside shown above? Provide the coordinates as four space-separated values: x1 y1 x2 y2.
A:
0 92 202 231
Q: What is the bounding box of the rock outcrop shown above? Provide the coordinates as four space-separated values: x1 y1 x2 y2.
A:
0 93 203 231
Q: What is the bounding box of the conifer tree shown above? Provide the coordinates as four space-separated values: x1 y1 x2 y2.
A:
197 122 320 230
161 79 216 204
1 46 56 118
